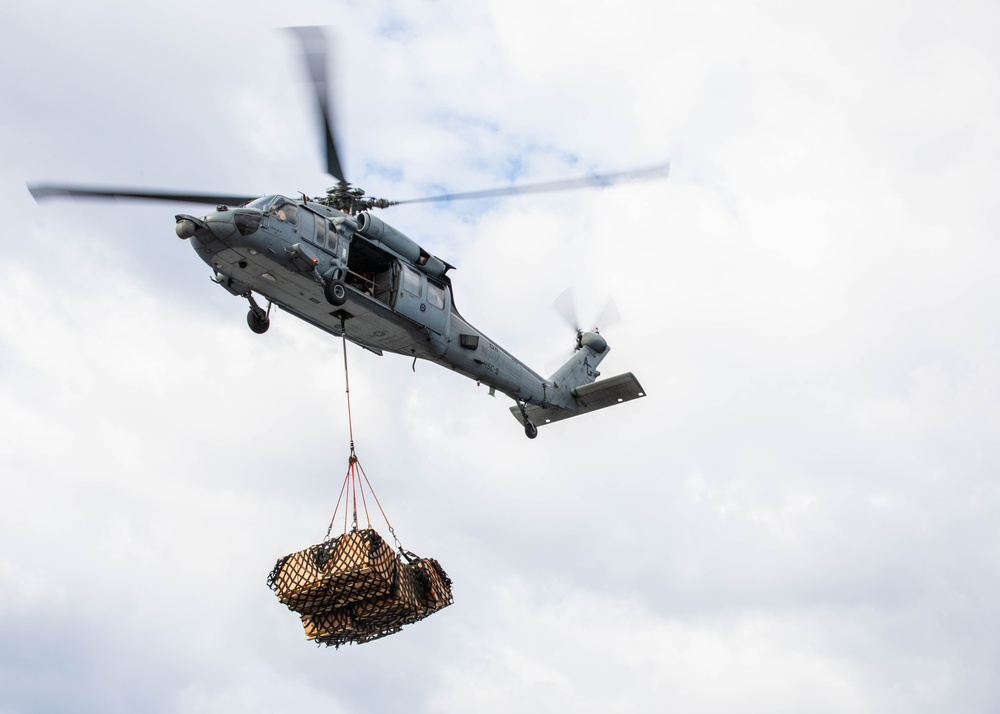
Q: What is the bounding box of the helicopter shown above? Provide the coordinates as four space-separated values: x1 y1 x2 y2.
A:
29 27 663 439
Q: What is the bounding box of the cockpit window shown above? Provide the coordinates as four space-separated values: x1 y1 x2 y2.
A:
272 198 298 226
234 210 262 236
245 196 274 210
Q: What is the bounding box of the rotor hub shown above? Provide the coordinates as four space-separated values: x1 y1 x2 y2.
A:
320 182 396 214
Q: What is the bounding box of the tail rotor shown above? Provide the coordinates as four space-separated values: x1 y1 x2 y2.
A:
553 287 621 351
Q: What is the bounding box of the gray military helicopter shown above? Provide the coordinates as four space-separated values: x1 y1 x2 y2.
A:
29 27 662 439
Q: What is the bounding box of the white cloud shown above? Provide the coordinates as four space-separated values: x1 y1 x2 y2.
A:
2 0 1000 712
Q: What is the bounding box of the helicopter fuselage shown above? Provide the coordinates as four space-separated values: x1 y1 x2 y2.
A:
176 195 588 416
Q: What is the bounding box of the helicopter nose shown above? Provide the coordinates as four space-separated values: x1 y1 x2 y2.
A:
203 210 237 240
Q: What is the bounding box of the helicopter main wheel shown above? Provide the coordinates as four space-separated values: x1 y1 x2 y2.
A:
247 309 270 334
524 420 538 439
325 279 348 306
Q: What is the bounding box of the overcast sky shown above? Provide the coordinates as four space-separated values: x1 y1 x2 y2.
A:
3 1 999 712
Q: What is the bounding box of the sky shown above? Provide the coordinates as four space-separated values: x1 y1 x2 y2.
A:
2 0 1000 712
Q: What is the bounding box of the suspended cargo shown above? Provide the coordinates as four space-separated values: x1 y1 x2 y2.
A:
268 528 454 647
267 333 453 647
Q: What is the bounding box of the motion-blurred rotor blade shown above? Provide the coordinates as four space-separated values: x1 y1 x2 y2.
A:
554 288 623 333
595 298 622 332
553 287 581 333
288 26 346 184
392 162 670 206
28 184 257 206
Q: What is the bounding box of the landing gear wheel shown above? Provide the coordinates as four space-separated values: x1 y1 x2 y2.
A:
325 279 348 306
524 420 538 439
247 309 270 334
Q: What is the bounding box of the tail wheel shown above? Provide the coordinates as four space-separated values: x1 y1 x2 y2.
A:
524 420 538 439
325 279 348 306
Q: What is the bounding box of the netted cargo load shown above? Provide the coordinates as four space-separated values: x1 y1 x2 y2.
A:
266 447 453 646
274 540 455 648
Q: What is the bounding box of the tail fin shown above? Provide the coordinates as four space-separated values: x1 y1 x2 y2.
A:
547 330 609 397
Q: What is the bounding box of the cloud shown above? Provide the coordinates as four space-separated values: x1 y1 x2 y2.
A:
2 0 1000 712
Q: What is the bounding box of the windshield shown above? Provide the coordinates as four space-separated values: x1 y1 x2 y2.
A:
245 195 275 210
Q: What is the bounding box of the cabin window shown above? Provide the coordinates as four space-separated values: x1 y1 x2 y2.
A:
401 266 422 296
298 208 314 241
310 217 325 247
272 199 298 225
427 282 445 309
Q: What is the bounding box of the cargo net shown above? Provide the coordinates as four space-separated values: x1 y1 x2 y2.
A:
266 445 453 648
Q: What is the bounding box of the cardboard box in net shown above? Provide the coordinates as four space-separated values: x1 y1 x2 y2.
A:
269 544 336 613
301 608 355 641
352 559 425 629
410 558 454 614
323 528 397 603
268 528 397 615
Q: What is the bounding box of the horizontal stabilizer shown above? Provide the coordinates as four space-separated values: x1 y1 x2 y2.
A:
509 372 646 427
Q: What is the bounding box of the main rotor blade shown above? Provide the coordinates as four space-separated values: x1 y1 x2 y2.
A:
28 184 257 206
393 162 670 206
288 26 346 184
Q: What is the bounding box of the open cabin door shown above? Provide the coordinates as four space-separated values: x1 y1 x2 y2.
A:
393 263 450 334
